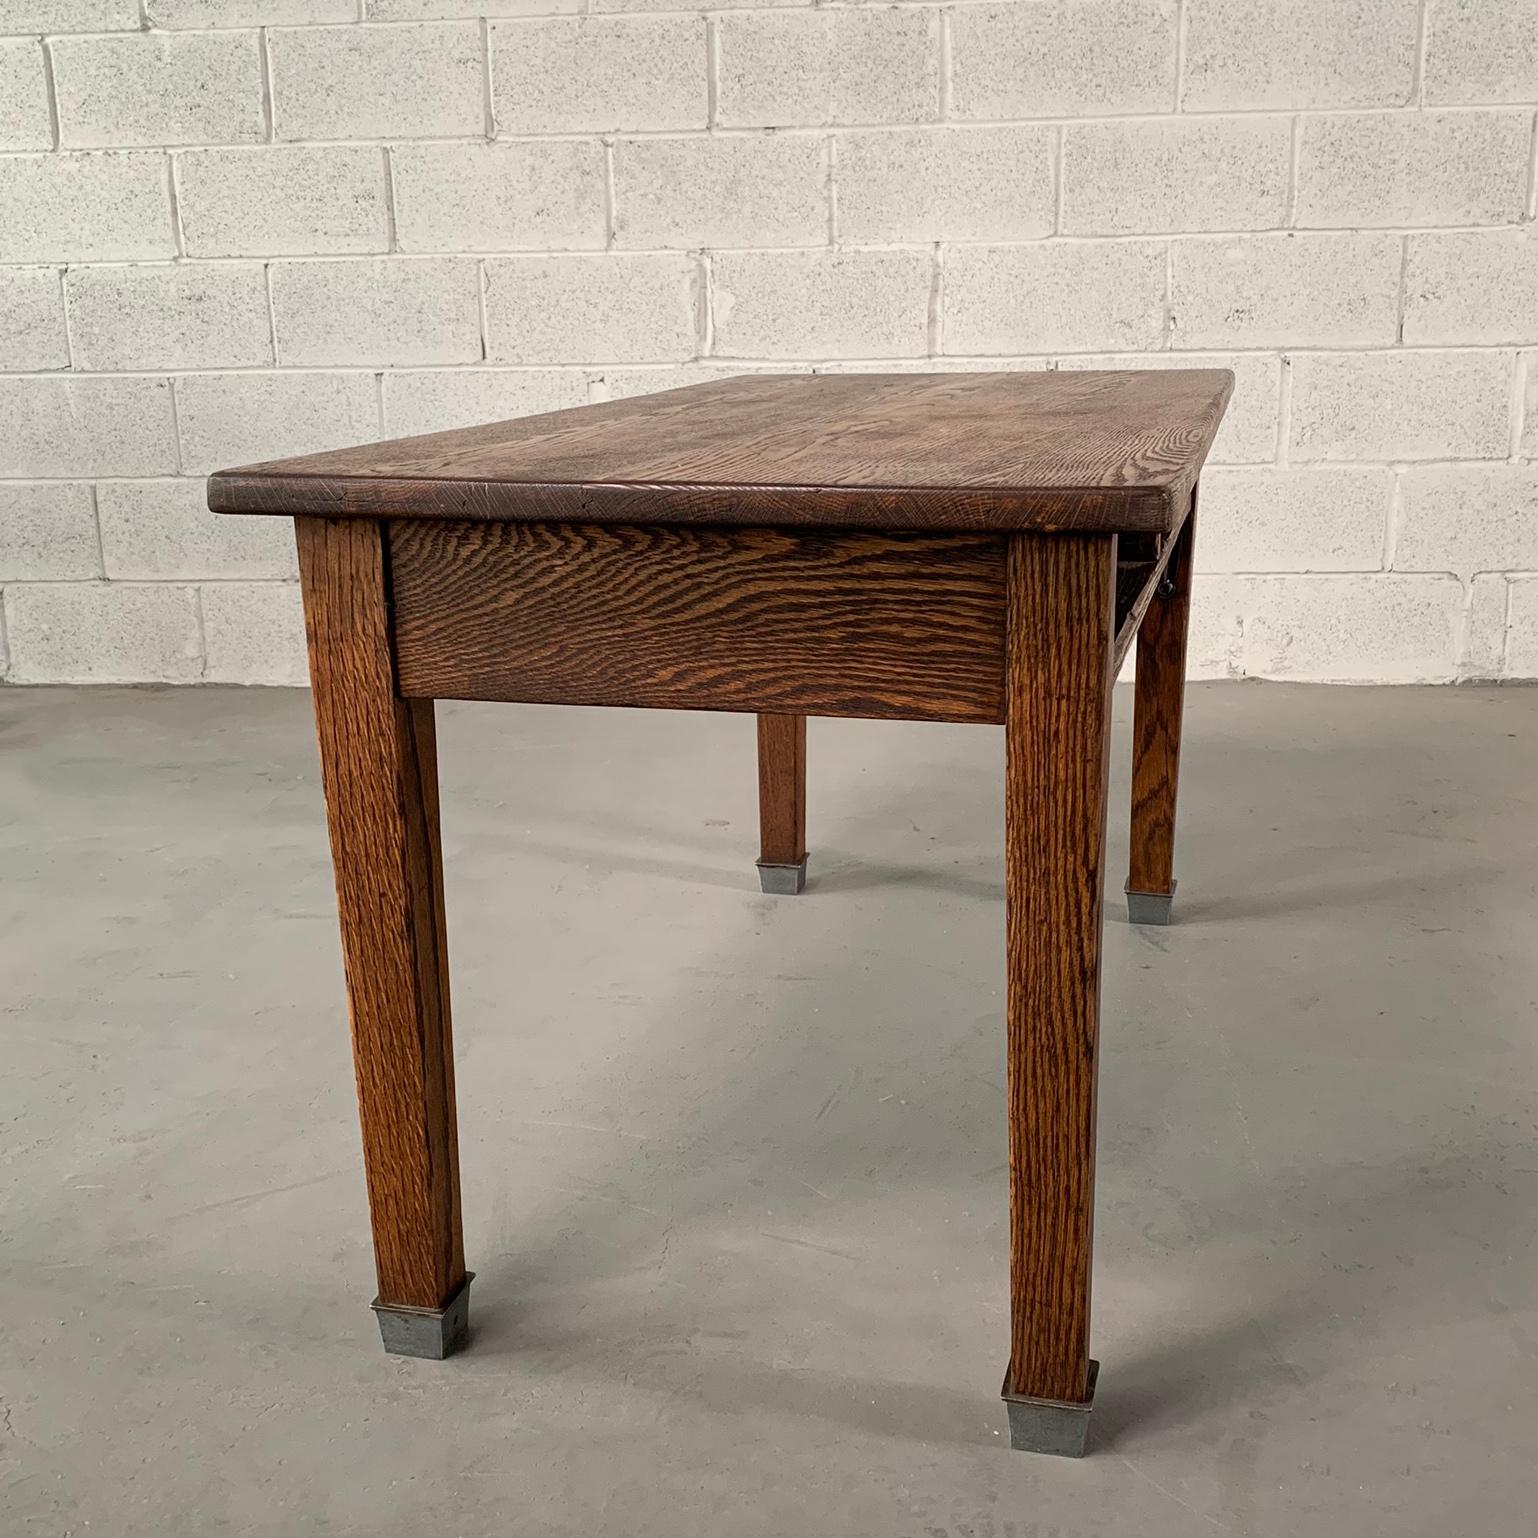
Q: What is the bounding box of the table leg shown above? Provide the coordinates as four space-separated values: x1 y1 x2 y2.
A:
1126 502 1196 926
756 713 808 894
1001 532 1116 1456
295 517 470 1360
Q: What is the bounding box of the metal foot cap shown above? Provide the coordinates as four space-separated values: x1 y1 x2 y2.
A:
757 857 808 895
372 1271 473 1360
1001 1360 1098 1457
1125 883 1175 926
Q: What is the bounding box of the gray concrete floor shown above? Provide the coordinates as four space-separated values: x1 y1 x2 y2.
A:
2 683 1536 1536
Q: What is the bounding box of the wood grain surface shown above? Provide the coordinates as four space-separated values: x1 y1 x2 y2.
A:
757 714 807 868
388 520 1009 722
296 516 466 1311
1003 531 1117 1405
210 371 1234 536
1128 496 1197 899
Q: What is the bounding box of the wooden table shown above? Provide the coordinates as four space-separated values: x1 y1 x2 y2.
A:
212 370 1231 1457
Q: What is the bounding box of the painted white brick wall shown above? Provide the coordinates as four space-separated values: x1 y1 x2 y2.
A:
0 0 1535 686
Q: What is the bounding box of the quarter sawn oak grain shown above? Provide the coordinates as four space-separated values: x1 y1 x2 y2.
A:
210 370 1234 536
388 520 1009 723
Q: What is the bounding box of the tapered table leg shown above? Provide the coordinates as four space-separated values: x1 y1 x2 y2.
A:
1127 501 1196 926
296 516 470 1359
756 713 808 894
1001 532 1117 1456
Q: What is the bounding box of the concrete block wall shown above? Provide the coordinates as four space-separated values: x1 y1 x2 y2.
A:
1 0 1535 685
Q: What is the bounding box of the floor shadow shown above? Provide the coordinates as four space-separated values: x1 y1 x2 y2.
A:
808 851 1004 903
468 1303 1010 1450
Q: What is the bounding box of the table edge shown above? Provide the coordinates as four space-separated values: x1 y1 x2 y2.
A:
209 472 1206 535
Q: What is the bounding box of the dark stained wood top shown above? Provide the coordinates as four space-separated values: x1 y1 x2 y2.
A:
209 370 1232 535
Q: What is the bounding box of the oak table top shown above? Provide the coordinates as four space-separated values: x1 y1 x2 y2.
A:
209 369 1233 535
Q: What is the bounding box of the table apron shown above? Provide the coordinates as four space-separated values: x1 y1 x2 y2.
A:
383 519 1011 724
